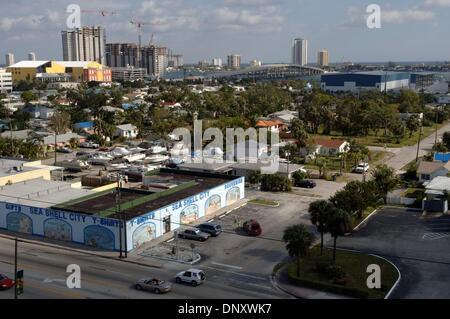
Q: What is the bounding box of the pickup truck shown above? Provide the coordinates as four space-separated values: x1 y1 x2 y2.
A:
81 141 99 149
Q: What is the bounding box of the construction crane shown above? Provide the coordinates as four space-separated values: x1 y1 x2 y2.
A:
130 21 161 49
81 9 118 16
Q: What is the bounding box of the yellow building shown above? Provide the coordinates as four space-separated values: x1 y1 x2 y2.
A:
7 60 111 83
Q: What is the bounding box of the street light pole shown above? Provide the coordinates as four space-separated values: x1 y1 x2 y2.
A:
14 238 17 300
116 176 123 258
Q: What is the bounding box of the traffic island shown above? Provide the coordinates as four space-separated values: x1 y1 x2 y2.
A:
280 247 399 299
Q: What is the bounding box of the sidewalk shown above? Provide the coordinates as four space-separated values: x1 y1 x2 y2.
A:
273 263 354 299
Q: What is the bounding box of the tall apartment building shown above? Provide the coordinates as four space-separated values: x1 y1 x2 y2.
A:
146 46 168 78
61 26 105 65
212 58 222 67
292 38 307 66
5 53 14 66
107 43 168 78
317 50 329 67
0 68 13 93
28 52 36 61
168 54 183 68
106 43 140 68
228 54 241 68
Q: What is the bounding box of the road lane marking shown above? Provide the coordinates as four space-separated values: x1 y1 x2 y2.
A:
202 265 267 281
211 262 243 270
0 258 130 291
243 241 283 267
24 282 87 299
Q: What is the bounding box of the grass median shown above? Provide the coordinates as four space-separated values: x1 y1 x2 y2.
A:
287 246 399 299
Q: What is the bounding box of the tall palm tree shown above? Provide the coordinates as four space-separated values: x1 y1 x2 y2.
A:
50 111 71 165
309 200 333 256
282 224 316 277
326 208 351 262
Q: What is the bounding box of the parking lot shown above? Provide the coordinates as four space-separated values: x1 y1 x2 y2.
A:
332 207 450 299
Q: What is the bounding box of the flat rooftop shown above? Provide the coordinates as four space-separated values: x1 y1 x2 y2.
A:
0 178 95 208
56 169 237 221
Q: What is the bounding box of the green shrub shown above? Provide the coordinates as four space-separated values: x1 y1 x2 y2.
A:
325 265 346 280
287 265 369 298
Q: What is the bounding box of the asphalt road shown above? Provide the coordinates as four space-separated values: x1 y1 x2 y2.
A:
0 235 289 299
329 207 450 299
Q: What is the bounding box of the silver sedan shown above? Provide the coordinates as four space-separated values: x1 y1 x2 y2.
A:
135 278 172 294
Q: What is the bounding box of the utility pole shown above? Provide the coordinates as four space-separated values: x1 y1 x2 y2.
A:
116 176 123 258
14 238 17 300
416 124 423 162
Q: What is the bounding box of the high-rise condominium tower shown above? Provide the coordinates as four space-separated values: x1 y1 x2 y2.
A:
5 53 14 66
61 26 105 64
292 38 307 66
227 54 241 68
318 50 329 67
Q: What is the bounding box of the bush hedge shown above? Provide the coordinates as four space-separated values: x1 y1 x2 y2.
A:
287 264 370 299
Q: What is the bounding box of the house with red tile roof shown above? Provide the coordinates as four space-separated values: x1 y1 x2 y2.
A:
256 120 286 132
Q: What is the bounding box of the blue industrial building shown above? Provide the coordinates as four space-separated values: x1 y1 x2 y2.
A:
321 71 410 92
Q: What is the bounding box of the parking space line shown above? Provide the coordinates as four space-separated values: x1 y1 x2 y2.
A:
211 262 243 270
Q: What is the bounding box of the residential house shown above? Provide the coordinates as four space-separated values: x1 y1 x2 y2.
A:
256 120 285 132
301 139 349 157
23 106 54 120
417 161 450 182
74 121 95 135
114 124 138 139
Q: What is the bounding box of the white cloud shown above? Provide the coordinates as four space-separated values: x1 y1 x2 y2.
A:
424 0 450 7
382 9 436 23
339 5 436 27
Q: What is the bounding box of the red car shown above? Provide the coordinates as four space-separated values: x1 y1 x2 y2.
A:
243 220 262 236
0 274 14 290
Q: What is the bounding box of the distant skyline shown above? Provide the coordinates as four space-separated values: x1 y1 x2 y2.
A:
1 0 450 65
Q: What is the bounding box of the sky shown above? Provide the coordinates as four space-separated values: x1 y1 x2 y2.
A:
1 0 450 65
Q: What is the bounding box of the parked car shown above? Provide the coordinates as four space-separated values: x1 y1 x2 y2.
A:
178 227 211 241
81 141 99 149
196 222 222 237
353 163 370 173
57 147 73 153
243 219 262 236
135 278 172 294
0 274 14 290
295 180 316 188
76 151 90 158
175 269 205 287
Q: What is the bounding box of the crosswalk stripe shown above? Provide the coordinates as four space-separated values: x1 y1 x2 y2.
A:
422 232 450 240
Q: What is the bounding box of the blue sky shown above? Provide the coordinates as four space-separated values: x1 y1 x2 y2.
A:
1 0 449 64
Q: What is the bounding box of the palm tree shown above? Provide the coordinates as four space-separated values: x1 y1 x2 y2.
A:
327 208 351 262
282 224 316 277
309 200 333 256
49 111 71 165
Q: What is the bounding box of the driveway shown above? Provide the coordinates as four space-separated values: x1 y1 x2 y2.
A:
330 207 450 299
